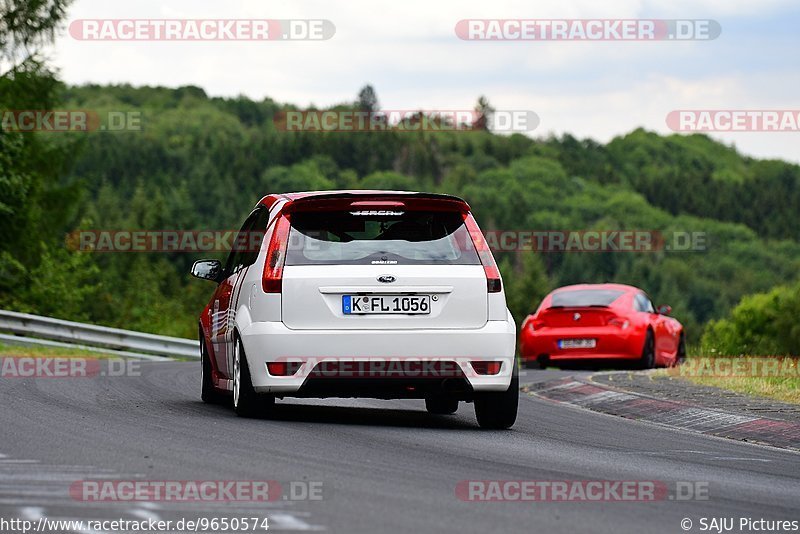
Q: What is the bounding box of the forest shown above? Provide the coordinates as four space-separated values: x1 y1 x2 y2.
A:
2 80 799 354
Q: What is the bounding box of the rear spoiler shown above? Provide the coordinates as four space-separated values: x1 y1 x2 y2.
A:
257 191 470 213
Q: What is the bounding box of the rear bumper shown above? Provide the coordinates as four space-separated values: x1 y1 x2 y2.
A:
521 326 643 362
239 318 516 396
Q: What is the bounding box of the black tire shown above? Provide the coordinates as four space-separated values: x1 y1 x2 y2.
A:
523 358 543 370
474 361 519 430
676 334 687 366
201 336 226 404
233 337 274 418
639 330 655 370
425 397 459 415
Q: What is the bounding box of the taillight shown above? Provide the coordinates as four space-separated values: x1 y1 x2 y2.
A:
262 214 291 293
608 317 630 329
266 361 302 376
471 361 503 375
464 214 501 293
527 318 545 330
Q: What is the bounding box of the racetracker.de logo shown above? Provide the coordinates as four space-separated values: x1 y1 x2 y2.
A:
70 480 280 502
455 19 721 41
456 480 710 502
1 110 141 132
667 357 800 378
273 110 539 133
0 358 140 378
69 480 325 502
666 110 800 132
68 19 335 41
66 229 707 253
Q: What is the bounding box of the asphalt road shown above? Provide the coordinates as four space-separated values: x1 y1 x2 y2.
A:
1 362 799 534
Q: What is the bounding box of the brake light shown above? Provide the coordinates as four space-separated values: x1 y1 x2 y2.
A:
266 361 302 376
523 317 539 331
464 214 501 293
262 214 291 293
472 361 503 375
608 317 630 329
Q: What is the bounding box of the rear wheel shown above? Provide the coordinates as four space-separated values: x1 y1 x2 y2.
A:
425 397 459 415
201 336 225 404
233 338 274 418
523 358 543 370
639 330 655 369
474 362 519 430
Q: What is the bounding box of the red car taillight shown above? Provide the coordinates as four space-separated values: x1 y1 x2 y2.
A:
608 317 630 329
464 214 501 293
267 361 302 376
262 214 291 293
472 361 503 375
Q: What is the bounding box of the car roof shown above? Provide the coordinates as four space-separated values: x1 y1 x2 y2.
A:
551 283 641 294
256 190 470 211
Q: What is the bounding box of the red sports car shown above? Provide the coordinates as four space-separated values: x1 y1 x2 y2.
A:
520 283 685 369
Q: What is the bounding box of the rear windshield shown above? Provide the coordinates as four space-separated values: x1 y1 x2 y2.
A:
285 210 480 266
550 289 624 308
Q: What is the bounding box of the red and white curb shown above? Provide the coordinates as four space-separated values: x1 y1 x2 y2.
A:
527 378 800 451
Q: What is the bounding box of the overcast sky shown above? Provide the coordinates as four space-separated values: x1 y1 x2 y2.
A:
49 0 800 162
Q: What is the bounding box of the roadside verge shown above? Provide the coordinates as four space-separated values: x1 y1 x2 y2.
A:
525 372 800 452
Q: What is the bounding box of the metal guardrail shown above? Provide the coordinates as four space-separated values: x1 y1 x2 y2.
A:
0 310 199 360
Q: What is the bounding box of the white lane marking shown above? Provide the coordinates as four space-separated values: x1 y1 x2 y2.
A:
622 449 716 457
573 390 638 405
5 453 326 531
21 507 110 534
129 505 164 522
651 407 757 429
20 506 45 519
270 513 326 531
535 381 583 392
710 457 771 462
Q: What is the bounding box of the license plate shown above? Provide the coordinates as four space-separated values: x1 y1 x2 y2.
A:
343 295 431 315
559 338 596 349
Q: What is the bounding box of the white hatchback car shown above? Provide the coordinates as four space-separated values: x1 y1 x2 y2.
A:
191 191 518 428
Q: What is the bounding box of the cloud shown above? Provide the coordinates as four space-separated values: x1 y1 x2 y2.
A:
49 0 800 163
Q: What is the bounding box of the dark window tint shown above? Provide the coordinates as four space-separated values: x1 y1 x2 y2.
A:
634 293 655 313
550 289 624 308
224 207 270 275
285 210 480 266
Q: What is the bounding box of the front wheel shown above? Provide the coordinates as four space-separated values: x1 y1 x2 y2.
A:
233 338 274 418
675 334 687 366
474 363 519 430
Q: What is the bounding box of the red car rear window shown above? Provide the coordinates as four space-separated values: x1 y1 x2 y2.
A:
550 289 624 308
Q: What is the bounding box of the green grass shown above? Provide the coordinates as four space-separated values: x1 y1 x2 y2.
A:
0 342 118 359
657 356 800 404
676 375 800 404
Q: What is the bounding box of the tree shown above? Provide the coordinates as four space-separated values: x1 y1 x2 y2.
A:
0 0 76 308
473 95 495 131
1 0 72 76
356 84 379 112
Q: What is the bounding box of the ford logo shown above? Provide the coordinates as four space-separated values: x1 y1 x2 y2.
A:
377 275 396 284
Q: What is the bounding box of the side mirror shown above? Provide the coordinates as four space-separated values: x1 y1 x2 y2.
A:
191 259 224 283
657 304 672 316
